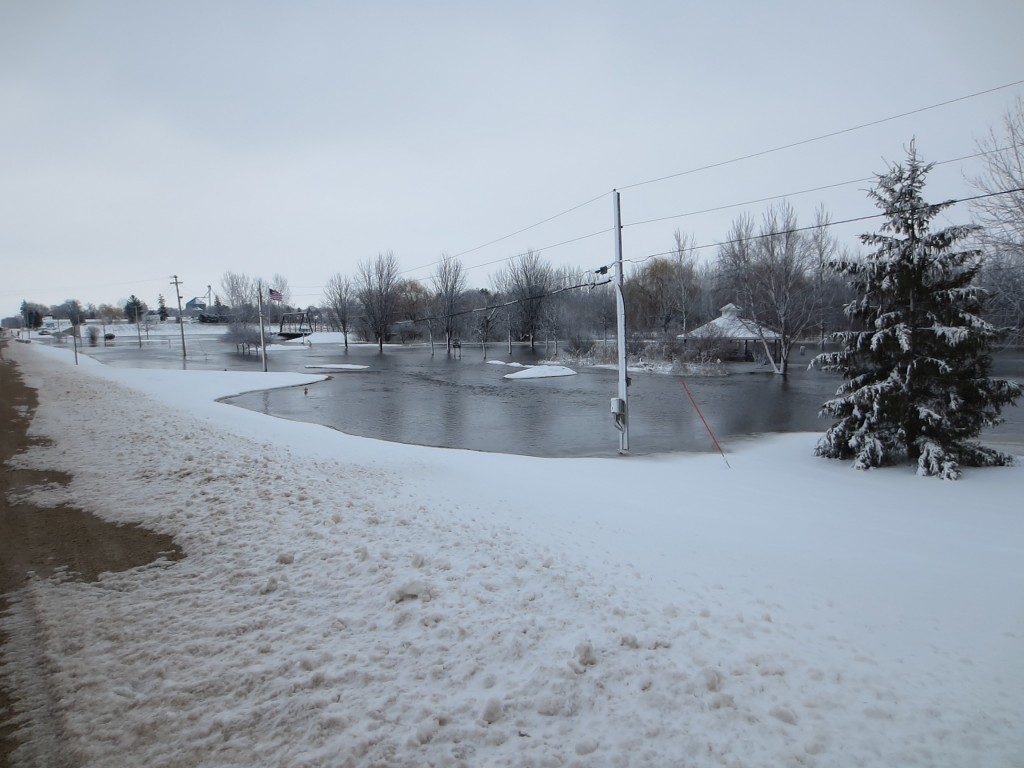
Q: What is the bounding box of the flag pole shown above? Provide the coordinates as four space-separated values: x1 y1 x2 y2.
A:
258 281 268 372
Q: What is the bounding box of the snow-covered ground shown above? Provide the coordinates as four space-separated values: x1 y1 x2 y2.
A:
3 341 1023 768
13 321 230 340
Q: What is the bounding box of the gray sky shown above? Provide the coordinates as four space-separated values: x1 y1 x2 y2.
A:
2 0 1022 318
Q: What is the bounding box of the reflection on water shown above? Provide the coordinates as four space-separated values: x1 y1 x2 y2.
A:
77 336 1024 458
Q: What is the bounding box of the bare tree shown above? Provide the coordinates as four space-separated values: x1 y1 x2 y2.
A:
970 97 1024 343
432 253 467 351
220 271 257 323
97 303 122 339
718 202 822 375
323 272 355 349
805 204 848 347
356 251 400 352
494 250 553 350
717 211 758 327
53 298 85 326
470 288 502 358
551 266 599 355
541 267 581 354
672 230 701 335
695 260 728 326
624 258 678 339
587 280 617 346
393 278 430 344
622 235 700 342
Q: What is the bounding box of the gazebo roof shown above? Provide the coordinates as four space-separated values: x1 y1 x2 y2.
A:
677 303 780 341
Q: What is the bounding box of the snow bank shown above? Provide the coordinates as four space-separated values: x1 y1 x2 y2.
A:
487 360 525 368
3 341 1022 768
303 364 370 371
503 365 577 379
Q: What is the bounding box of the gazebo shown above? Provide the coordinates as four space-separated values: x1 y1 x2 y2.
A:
678 303 781 363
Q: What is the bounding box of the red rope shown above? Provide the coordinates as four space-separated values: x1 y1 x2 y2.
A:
680 378 731 468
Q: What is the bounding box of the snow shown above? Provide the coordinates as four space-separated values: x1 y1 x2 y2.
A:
263 342 310 351
303 364 370 371
487 360 526 368
484 360 578 377
3 341 1023 768
503 365 577 380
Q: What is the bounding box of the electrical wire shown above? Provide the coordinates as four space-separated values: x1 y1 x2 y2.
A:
200 125 1024 306
15 84 1022 312
269 152 1022 304
615 186 1024 270
409 141 1022 286
400 191 612 277
397 145 1024 289
622 145 1022 231
397 83 1024 283
616 79 1024 192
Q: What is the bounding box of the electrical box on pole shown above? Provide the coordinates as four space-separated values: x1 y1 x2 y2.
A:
612 190 629 454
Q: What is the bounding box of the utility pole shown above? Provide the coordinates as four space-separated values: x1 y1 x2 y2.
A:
611 190 629 454
171 275 186 359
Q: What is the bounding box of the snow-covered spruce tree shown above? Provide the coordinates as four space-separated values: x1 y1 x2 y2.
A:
813 142 1021 479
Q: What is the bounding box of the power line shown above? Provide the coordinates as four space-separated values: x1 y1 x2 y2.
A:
401 191 612 278
282 144 1021 304
616 79 1024 192
621 144 1022 231
405 79 1015 284
617 186 1024 270
422 82 1022 280
451 228 613 278
408 144 1023 290
453 192 611 259
18 93 1021 313
227 86 1024 303
624 178 872 230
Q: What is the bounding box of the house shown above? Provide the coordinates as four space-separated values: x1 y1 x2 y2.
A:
38 316 73 334
678 303 781 362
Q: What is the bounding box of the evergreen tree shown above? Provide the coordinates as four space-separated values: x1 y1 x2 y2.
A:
158 294 168 321
813 142 1021 479
20 300 46 329
124 295 146 323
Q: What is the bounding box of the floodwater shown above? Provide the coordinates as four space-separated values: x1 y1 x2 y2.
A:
67 333 1024 458
229 347 843 456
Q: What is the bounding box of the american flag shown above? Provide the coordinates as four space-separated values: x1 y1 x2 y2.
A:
268 288 283 302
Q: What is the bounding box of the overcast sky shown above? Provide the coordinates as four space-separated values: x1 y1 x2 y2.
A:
2 0 1022 318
